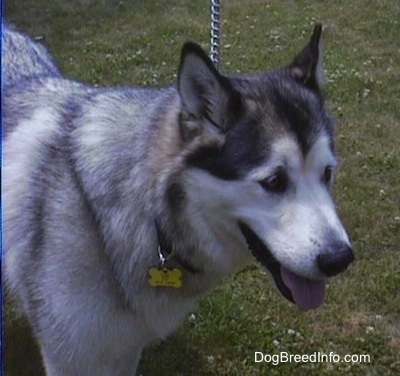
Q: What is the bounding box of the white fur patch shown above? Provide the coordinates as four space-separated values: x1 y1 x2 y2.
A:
305 134 337 174
4 107 61 286
248 136 301 181
4 106 61 210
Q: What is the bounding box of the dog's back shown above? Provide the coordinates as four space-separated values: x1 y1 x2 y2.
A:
3 23 61 86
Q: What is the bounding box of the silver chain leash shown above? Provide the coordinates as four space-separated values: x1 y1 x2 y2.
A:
210 0 221 69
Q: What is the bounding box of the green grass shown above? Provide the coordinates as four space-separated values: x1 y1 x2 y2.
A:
4 0 400 375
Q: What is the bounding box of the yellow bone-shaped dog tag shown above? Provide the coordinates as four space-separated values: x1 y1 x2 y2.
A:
148 267 183 288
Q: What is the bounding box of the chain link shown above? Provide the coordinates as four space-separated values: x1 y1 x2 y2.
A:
210 0 221 69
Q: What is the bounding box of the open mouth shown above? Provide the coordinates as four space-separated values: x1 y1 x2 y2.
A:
239 222 325 311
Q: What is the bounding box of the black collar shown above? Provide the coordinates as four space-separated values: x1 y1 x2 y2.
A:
155 219 202 274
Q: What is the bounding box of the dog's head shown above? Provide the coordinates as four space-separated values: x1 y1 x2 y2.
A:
175 25 353 310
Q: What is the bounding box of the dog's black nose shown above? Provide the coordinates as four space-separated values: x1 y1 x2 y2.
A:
317 244 354 277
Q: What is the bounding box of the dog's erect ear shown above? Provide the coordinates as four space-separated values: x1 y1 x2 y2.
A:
178 42 242 138
288 24 324 92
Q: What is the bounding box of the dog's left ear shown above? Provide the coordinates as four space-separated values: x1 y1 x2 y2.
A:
288 23 324 92
178 42 242 140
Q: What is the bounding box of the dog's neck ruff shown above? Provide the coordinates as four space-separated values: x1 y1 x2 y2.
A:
155 219 202 274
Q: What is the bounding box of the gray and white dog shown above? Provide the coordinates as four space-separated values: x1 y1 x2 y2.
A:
3 23 354 375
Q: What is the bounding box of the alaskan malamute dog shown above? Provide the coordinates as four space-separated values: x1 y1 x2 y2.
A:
4 23 354 375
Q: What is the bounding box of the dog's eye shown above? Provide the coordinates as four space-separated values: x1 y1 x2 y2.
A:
323 166 333 185
259 168 288 193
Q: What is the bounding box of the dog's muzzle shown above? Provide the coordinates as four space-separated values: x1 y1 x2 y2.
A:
239 222 354 311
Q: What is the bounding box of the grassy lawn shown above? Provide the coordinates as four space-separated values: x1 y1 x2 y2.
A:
4 0 399 375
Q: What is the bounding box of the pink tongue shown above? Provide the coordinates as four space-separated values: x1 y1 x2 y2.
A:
281 267 325 311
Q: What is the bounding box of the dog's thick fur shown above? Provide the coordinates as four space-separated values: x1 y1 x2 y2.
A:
3 24 353 375
3 23 61 85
